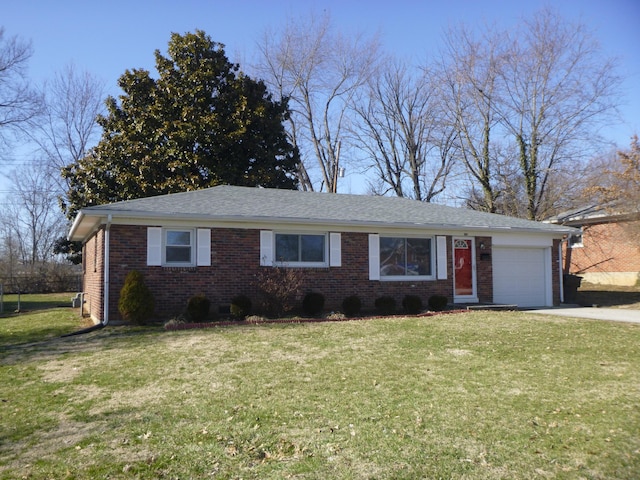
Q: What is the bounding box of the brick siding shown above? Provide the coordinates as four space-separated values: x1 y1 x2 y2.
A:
82 225 505 322
563 220 640 274
82 229 104 323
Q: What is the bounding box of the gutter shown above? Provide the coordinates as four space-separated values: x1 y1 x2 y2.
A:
75 209 576 236
67 211 85 241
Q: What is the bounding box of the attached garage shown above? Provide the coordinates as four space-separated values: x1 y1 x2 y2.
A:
493 245 552 307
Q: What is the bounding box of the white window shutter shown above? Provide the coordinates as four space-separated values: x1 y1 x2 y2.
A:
196 229 211 266
436 236 447 279
368 234 380 280
260 230 273 266
329 233 341 267
147 227 162 266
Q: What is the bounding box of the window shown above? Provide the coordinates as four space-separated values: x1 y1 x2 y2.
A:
165 229 194 265
147 227 210 267
568 229 583 248
275 233 326 265
380 236 433 278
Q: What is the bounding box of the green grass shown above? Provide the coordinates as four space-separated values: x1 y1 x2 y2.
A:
1 307 639 479
0 292 75 315
0 293 90 346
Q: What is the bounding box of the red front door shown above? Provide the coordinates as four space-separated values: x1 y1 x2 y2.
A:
454 239 473 296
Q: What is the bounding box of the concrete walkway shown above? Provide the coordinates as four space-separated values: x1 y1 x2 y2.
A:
529 306 640 324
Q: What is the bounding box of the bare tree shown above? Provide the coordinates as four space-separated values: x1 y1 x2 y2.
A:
255 12 380 192
436 24 508 212
351 58 457 201
497 8 622 220
1 159 67 269
0 28 41 149
31 64 105 193
435 9 621 219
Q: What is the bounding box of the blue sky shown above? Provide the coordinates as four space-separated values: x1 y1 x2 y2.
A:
2 0 639 191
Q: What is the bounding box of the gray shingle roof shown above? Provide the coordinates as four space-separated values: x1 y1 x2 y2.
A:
72 185 574 239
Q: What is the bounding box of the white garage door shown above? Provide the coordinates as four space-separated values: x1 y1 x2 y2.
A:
493 247 549 307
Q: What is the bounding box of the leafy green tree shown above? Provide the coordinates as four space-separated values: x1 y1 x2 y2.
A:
62 30 299 218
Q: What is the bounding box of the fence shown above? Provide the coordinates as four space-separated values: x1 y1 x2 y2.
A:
0 275 82 314
0 275 82 295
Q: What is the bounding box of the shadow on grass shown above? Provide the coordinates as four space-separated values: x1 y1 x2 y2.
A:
0 325 164 365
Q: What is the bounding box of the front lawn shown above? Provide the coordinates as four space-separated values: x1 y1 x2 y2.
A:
1 308 638 479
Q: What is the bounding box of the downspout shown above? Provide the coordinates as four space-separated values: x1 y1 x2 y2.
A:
102 214 112 325
559 238 566 304
61 215 111 337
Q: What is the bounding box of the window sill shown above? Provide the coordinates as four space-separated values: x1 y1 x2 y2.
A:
162 266 198 272
273 263 329 269
380 276 435 282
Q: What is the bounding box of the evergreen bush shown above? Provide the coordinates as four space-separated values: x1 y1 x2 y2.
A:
187 294 210 322
342 295 362 317
302 292 325 316
230 294 252 319
428 294 448 312
402 294 423 314
118 270 154 325
374 296 396 315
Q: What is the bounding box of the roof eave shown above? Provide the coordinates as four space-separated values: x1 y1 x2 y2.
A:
67 211 84 241
69 208 575 241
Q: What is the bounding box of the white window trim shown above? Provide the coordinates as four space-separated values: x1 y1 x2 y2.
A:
436 235 448 279
163 228 196 267
374 234 436 281
273 231 329 268
147 227 211 267
196 228 211 266
147 227 162 266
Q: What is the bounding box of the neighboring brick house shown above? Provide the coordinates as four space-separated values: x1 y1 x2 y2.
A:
547 205 640 286
68 186 574 324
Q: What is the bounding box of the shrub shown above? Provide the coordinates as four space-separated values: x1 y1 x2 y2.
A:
374 296 396 315
187 294 210 322
230 294 252 319
342 295 362 317
253 266 304 317
165 314 187 328
428 294 448 312
302 292 325 316
118 270 154 325
402 294 423 314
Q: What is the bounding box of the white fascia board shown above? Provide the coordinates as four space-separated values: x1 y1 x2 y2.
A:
67 211 84 241
68 212 105 242
73 208 575 238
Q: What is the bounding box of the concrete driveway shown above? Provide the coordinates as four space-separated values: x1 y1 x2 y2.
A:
529 306 640 324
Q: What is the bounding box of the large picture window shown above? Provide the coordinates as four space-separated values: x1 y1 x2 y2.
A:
380 236 433 278
275 233 326 265
165 229 194 265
